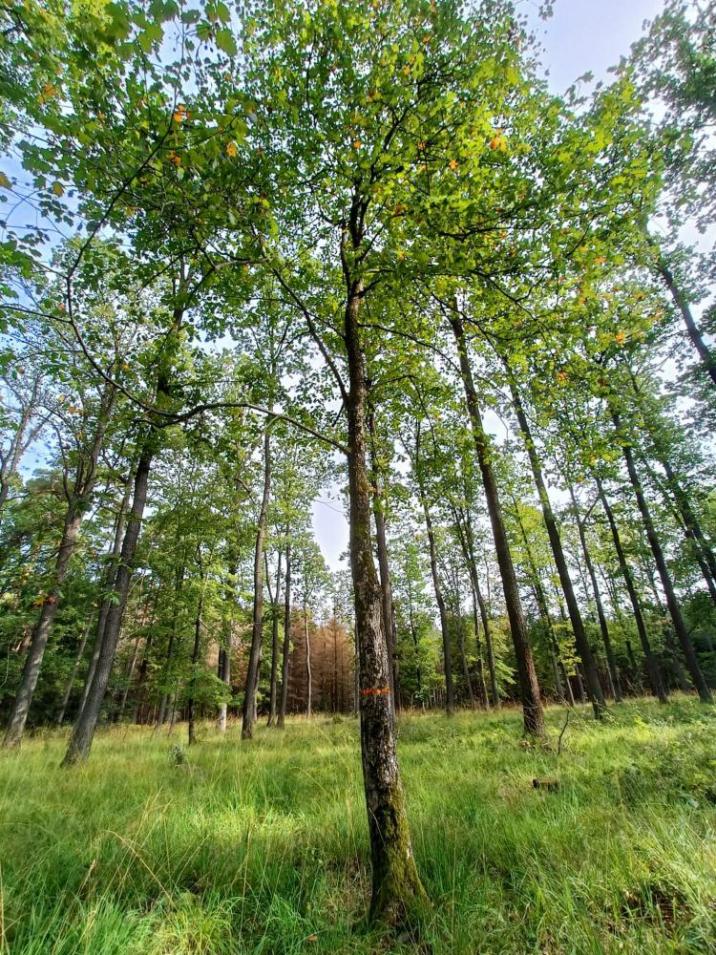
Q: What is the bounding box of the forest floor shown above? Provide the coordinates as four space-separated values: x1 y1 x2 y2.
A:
1 698 715 954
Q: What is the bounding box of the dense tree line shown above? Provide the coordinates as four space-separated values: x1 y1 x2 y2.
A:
0 0 714 927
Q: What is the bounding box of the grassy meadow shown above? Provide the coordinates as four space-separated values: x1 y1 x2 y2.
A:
1 698 715 954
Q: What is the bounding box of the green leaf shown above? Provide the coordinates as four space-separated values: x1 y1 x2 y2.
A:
215 27 237 56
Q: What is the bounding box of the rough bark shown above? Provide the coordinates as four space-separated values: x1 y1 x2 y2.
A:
343 232 425 922
448 311 544 736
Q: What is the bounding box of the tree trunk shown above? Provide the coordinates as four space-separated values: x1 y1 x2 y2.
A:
0 375 41 524
168 693 178 734
241 426 272 740
642 453 716 603
267 551 282 726
625 366 716 600
508 378 605 718
462 509 499 706
77 471 134 723
304 599 312 718
567 483 623 701
656 256 716 390
406 579 424 706
131 602 156 725
369 407 399 712
344 256 425 922
62 438 154 765
4 386 114 747
415 447 454 715
187 579 204 746
333 615 339 712
118 635 142 723
155 564 186 729
596 477 668 701
448 311 544 736
457 614 474 706
513 505 568 704
216 647 231 732
277 541 292 728
56 618 92 726
612 412 711 702
5 517 85 747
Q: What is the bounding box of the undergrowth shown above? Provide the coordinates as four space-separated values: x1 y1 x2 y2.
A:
1 697 715 953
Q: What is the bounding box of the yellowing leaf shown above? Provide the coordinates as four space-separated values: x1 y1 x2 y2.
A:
352 139 362 149
39 82 58 103
0 172 11 189
226 141 238 157
449 158 459 171
489 131 508 152
51 181 64 197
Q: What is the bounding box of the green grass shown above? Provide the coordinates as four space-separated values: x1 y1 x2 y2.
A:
1 698 716 954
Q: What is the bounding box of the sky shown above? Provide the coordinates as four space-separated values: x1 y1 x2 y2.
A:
525 0 665 93
310 0 670 570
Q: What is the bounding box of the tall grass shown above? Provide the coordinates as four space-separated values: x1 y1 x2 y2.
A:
1 698 715 953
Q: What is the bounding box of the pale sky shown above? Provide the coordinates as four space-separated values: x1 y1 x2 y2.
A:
311 0 671 570
526 0 664 93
